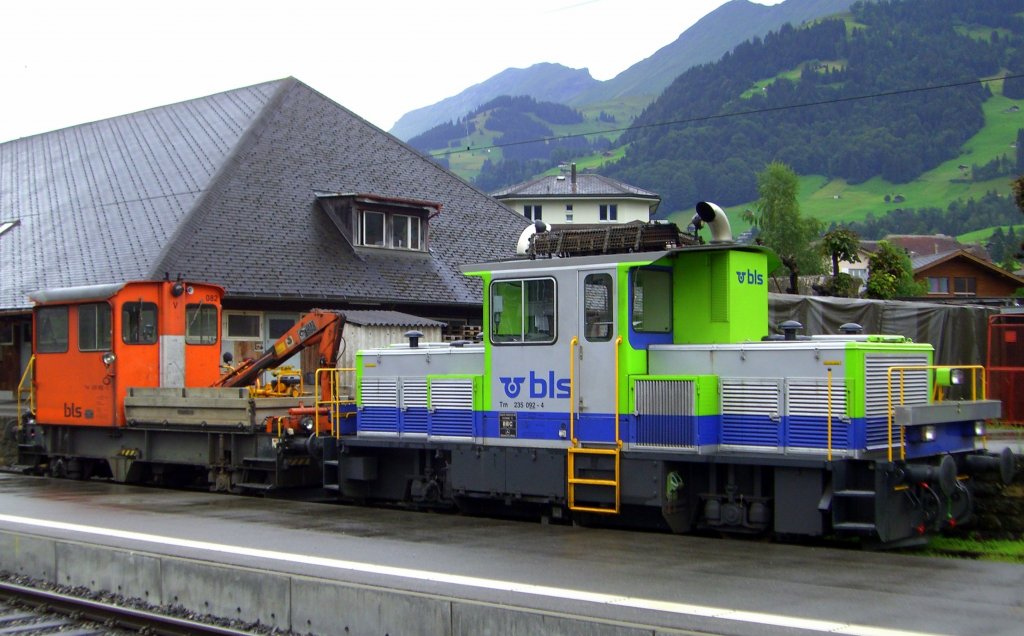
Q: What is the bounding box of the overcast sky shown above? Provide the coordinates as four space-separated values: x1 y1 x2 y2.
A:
0 0 784 143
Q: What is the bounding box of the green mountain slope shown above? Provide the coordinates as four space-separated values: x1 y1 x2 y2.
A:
573 0 855 105
390 0 857 141
390 64 597 141
606 0 1024 219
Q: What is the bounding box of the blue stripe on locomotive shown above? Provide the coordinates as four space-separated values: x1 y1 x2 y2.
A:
353 408 971 454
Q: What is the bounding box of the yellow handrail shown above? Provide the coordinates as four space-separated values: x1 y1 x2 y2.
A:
885 364 986 462
566 335 622 515
16 355 36 431
569 336 578 446
614 335 622 449
315 367 356 438
827 367 833 462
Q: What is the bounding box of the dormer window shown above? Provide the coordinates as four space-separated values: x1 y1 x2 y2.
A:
392 214 421 250
362 211 386 246
317 192 437 252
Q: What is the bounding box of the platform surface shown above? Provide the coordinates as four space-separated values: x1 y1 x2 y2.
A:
0 473 1022 636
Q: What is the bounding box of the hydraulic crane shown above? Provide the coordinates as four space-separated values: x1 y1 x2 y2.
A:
214 309 346 396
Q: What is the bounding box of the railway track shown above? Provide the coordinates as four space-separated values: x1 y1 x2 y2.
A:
0 580 257 635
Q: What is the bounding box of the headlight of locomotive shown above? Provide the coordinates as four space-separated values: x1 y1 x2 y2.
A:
300 415 314 434
102 352 116 367
974 421 986 437
935 367 967 387
950 368 966 385
920 425 937 442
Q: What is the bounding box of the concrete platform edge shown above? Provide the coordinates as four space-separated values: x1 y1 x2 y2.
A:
0 529 678 635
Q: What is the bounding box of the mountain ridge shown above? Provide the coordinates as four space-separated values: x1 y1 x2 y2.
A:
389 0 856 141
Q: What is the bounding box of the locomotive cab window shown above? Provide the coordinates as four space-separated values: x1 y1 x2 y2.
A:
491 278 556 344
584 273 613 342
186 304 218 345
36 306 69 353
122 302 157 344
632 268 672 333
78 302 112 351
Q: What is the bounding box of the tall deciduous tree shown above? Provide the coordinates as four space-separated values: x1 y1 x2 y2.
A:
866 240 925 299
1014 175 1024 261
1015 129 1024 170
745 162 823 293
821 228 860 297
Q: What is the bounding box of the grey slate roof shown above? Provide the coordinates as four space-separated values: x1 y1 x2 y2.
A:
490 173 659 200
0 78 528 311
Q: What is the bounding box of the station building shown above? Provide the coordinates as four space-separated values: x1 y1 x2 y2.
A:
0 77 528 391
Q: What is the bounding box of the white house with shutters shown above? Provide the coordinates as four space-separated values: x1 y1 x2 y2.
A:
491 164 660 225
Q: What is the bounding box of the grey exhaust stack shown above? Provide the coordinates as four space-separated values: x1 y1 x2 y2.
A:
693 201 733 244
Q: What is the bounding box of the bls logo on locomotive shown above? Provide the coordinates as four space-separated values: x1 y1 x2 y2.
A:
500 371 571 399
736 269 765 285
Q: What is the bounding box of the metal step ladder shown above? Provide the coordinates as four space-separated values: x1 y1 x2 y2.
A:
567 444 620 514
828 460 878 534
236 456 279 492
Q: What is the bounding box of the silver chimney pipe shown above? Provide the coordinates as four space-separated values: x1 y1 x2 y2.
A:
693 201 733 243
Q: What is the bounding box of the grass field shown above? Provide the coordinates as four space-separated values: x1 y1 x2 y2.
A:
958 224 1024 244
435 74 1021 237
921 536 1024 563
677 82 1023 235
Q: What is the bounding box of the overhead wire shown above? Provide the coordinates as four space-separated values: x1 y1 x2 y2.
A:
427 72 1024 159
6 72 1022 219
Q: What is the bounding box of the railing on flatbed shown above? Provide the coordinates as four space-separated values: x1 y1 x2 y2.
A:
886 365 986 461
315 367 356 438
16 355 35 431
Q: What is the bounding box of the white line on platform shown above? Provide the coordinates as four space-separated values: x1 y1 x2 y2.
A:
0 513 943 636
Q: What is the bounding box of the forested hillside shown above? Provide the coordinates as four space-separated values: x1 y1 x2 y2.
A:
391 64 598 142
606 0 1024 214
390 0 857 142
408 96 617 192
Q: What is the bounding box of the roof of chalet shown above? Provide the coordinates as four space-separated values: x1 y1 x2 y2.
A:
0 78 527 312
491 172 660 201
885 234 989 261
910 249 1024 285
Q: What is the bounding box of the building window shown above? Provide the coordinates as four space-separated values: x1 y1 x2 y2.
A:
566 204 573 211
954 277 977 295
392 214 421 250
927 277 949 294
187 305 218 345
362 211 386 247
224 312 261 340
0 323 13 346
599 204 618 222
490 278 556 344
122 302 158 344
565 213 573 223
353 207 428 251
848 268 868 280
267 316 296 340
524 205 542 221
78 303 112 352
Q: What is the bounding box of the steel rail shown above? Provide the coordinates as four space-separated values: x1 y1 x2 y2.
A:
0 580 256 636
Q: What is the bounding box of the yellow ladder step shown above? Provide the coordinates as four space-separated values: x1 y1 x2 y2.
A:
567 444 621 514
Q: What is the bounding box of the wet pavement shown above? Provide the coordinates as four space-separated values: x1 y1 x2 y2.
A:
0 473 1022 635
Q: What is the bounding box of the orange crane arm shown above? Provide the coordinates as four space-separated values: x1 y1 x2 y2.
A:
213 310 346 389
